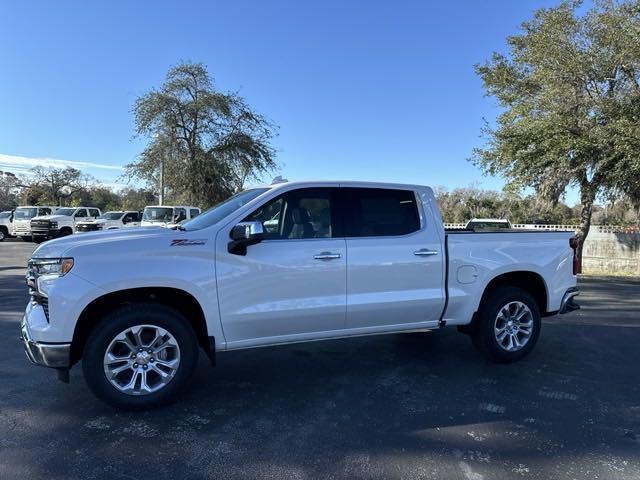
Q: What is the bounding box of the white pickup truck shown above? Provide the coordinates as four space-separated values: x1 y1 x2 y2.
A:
11 206 57 241
30 206 101 242
20 181 580 409
76 211 142 232
141 205 200 228
0 210 13 241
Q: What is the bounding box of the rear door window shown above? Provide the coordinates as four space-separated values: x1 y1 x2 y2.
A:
341 188 420 237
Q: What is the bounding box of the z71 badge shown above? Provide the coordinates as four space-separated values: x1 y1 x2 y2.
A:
170 239 207 246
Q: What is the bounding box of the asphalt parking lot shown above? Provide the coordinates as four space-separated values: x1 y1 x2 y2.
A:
1 238 639 480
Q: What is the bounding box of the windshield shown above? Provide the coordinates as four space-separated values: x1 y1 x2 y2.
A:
181 188 270 231
99 212 123 220
14 208 38 220
143 207 174 222
55 208 76 216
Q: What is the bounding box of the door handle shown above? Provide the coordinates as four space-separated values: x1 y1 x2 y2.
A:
414 249 438 256
314 252 341 260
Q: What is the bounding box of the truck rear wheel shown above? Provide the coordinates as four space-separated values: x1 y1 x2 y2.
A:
0 228 6 241
82 304 199 410
471 286 541 363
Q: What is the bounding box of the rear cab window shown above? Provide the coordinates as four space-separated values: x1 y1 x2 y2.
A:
340 187 420 237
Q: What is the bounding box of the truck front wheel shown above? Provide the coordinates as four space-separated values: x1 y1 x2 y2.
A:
82 304 199 410
471 286 541 363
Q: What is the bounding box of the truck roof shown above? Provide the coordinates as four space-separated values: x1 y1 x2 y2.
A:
258 180 433 192
468 218 510 223
144 205 200 209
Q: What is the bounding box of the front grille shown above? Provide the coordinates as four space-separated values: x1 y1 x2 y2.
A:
77 223 102 232
26 261 50 322
41 297 50 321
30 219 51 234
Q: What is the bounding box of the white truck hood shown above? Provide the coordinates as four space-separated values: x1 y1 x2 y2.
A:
32 227 170 258
76 218 106 225
32 214 71 222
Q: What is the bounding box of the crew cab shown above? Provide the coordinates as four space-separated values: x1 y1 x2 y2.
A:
11 206 57 242
0 210 13 241
76 211 141 232
20 181 580 409
141 205 200 228
30 207 101 242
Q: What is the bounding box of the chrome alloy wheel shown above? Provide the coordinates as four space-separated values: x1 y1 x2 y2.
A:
494 301 534 352
103 325 181 395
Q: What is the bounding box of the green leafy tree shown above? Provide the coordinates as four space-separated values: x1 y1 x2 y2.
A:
0 171 21 211
119 187 156 211
125 62 278 207
473 0 640 263
22 166 94 206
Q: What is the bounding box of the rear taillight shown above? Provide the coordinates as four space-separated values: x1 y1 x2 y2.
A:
569 236 581 275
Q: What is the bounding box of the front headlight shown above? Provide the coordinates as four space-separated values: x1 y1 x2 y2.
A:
27 258 74 301
32 258 74 277
50 221 58 229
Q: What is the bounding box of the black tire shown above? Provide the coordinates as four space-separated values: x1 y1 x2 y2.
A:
32 236 46 244
21 236 32 242
0 228 6 241
58 228 72 237
471 286 541 363
82 304 199 410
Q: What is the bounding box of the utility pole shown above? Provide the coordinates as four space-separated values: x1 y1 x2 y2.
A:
154 132 165 206
159 155 165 206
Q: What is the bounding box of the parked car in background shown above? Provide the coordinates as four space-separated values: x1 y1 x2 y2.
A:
76 211 141 232
11 206 57 242
465 218 513 231
0 210 14 241
141 205 200 228
30 207 101 243
21 181 579 409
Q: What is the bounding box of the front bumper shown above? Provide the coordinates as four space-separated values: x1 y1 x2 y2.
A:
559 287 580 314
20 320 71 368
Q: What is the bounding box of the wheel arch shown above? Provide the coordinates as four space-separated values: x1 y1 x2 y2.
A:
478 270 548 315
71 287 210 364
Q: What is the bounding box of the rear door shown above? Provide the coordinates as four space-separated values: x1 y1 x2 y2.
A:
341 187 445 330
216 186 347 346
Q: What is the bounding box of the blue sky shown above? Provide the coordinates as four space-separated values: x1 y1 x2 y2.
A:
0 0 577 202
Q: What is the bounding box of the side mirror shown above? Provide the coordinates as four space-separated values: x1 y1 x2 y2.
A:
228 221 264 255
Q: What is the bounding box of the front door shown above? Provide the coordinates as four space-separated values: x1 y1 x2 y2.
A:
216 187 346 347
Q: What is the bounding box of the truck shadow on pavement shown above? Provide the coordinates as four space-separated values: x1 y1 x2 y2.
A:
1 276 639 479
